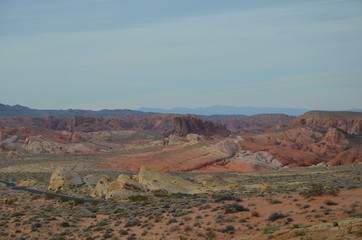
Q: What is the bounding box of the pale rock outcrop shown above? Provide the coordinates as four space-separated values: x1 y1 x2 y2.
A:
115 174 146 191
167 134 185 145
137 166 206 194
210 139 240 158
92 174 146 199
92 178 110 197
226 150 283 171
186 134 205 143
48 167 83 191
83 174 104 186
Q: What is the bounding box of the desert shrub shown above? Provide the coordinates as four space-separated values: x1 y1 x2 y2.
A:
356 227 362 237
263 224 280 234
184 225 192 232
300 183 340 198
128 195 149 202
219 225 235 233
45 194 56 200
268 212 287 222
324 199 338 205
293 224 301 228
4 198 17 205
295 229 306 236
205 230 216 240
325 186 340 196
349 212 362 218
151 189 169 197
74 199 85 205
59 197 69 202
251 211 260 217
214 194 241 202
270 199 282 204
224 203 249 214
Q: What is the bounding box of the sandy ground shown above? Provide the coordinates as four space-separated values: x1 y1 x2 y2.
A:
1 184 362 240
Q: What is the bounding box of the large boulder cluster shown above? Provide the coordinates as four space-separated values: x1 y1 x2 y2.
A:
48 166 206 199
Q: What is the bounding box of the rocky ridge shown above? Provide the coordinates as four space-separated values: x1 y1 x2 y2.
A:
293 111 362 135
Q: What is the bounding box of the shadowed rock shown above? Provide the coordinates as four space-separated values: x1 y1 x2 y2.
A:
48 167 83 191
173 115 230 137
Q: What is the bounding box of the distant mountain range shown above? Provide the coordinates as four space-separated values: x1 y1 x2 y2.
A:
139 105 310 116
0 103 148 118
139 106 362 116
1 103 361 119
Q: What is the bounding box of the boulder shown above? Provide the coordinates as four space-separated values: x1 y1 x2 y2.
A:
83 174 104 186
186 134 205 143
137 166 206 194
91 178 110 197
48 167 83 191
116 174 146 191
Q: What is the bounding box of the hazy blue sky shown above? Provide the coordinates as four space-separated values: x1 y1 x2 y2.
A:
1 0 361 110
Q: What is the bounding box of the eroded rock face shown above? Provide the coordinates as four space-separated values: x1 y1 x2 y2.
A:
137 166 206 194
293 111 362 135
226 150 283 171
48 168 83 191
320 127 349 152
173 115 230 137
239 126 362 168
92 174 148 199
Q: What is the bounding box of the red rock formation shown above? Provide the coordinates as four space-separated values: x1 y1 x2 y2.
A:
215 114 295 132
293 111 362 135
0 114 176 133
238 125 362 167
173 115 231 137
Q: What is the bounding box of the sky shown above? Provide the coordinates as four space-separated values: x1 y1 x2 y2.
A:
0 0 361 110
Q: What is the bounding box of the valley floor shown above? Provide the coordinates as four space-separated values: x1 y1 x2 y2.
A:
1 163 362 240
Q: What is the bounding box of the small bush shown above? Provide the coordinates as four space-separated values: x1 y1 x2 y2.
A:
324 199 338 206
224 203 249 214
325 186 340 196
4 198 17 205
74 199 85 205
214 194 241 202
219 225 235 234
45 194 56 200
263 224 279 234
356 227 362 237
270 199 282 204
295 230 306 236
128 195 149 202
152 189 169 197
251 211 260 217
59 197 69 202
300 183 340 198
268 212 287 222
205 230 216 240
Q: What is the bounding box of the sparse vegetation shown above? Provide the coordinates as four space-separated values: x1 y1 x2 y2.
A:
268 212 287 222
128 195 149 202
300 183 340 198
263 224 280 234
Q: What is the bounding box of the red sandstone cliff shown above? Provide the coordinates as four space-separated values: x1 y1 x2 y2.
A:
173 115 231 137
293 111 362 135
215 114 295 132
